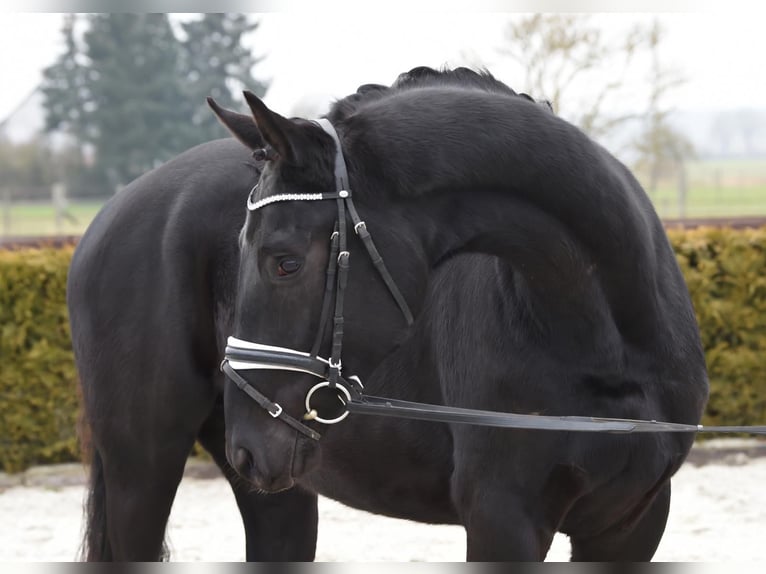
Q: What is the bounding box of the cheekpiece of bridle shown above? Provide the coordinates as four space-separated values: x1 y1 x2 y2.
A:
220 119 766 441
221 118 414 441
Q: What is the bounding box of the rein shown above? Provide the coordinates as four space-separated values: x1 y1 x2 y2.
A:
221 119 766 440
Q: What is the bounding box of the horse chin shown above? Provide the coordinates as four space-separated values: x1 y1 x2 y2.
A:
249 445 320 494
251 475 296 495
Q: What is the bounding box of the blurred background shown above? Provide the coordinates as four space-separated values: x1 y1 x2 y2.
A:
1 12 765 239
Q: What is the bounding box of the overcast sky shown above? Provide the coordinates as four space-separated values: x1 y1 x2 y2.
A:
1 11 765 124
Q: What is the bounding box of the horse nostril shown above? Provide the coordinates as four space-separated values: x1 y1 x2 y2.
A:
233 446 254 476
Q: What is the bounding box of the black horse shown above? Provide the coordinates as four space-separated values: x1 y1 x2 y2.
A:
68 67 708 561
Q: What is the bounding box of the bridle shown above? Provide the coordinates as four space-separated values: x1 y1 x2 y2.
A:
221 119 766 440
221 118 413 441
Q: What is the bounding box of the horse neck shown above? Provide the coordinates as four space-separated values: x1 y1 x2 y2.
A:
347 95 683 348
351 91 658 261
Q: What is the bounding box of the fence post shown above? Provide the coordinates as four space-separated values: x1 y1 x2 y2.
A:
677 164 688 220
52 182 67 234
2 187 10 236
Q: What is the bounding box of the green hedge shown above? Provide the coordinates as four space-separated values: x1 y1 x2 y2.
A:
668 227 766 428
1 227 765 472
1 245 80 473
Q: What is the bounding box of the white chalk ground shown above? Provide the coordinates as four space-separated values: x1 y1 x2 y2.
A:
1 440 765 562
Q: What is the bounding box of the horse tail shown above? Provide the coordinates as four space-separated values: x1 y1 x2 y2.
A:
75 365 112 561
79 447 111 561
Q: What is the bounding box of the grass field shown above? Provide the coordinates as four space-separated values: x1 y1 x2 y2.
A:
685 157 766 182
649 185 766 218
1 200 104 237
643 157 766 219
2 157 766 238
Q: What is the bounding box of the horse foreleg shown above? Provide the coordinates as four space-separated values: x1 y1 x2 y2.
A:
569 480 671 561
197 403 318 561
451 433 588 561
456 484 556 561
98 432 196 561
236 487 318 561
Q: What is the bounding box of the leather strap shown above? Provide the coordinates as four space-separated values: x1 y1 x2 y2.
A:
315 118 350 191
315 118 415 326
311 222 340 357
346 395 766 435
221 360 321 440
346 196 414 325
224 343 364 399
328 195 349 389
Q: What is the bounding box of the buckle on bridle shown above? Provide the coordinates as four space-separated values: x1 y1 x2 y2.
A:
328 357 342 370
269 404 283 418
354 221 366 234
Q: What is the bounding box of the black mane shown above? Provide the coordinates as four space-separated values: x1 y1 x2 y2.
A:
326 66 551 125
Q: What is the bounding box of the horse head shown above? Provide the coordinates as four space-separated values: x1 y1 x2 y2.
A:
208 91 428 492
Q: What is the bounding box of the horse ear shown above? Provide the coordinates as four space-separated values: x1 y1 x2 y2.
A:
206 97 265 151
242 91 302 164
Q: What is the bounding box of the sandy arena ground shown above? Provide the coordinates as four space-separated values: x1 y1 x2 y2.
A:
1 439 764 562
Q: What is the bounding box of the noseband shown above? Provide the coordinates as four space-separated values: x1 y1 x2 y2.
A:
221 118 414 440
221 119 766 441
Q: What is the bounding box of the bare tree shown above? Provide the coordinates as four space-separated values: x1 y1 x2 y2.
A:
632 20 695 213
499 15 694 216
498 14 650 141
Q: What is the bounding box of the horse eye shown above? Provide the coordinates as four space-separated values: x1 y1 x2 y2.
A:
277 258 302 276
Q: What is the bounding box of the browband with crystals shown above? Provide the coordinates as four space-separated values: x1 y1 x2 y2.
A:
247 189 350 211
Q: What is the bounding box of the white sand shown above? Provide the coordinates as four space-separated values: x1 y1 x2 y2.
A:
1 444 764 562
